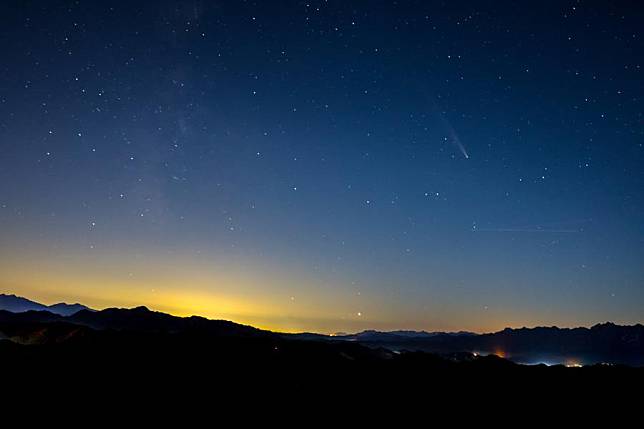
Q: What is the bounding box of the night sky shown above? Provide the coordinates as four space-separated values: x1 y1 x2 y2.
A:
1 1 642 333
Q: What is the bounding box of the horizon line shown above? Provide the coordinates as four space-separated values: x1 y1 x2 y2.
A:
2 292 641 336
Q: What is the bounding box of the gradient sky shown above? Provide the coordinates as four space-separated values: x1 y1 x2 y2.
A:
1 0 643 333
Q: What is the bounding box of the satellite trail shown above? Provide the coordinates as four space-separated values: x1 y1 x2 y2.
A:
473 228 580 234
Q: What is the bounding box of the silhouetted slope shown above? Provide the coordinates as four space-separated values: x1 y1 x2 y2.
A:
0 294 49 313
46 302 91 316
0 306 271 346
0 294 91 316
0 307 394 369
67 306 268 337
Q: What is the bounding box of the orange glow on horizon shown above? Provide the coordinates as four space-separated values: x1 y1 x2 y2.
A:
565 359 583 368
493 349 506 359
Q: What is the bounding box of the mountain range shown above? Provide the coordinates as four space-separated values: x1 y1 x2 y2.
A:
0 293 91 316
319 323 644 366
1 293 643 367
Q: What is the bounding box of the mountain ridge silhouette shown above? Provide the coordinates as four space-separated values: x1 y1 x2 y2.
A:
1 293 643 366
2 294 643 402
0 293 92 316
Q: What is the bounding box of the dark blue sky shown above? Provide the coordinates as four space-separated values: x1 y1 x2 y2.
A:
1 0 642 332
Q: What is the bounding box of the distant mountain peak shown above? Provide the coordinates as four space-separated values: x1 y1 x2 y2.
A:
592 321 617 329
336 329 476 342
0 293 92 316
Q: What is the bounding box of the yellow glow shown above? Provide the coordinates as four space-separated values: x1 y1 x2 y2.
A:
1 242 612 334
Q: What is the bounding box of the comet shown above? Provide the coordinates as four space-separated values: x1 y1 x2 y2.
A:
446 121 469 159
431 99 470 159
